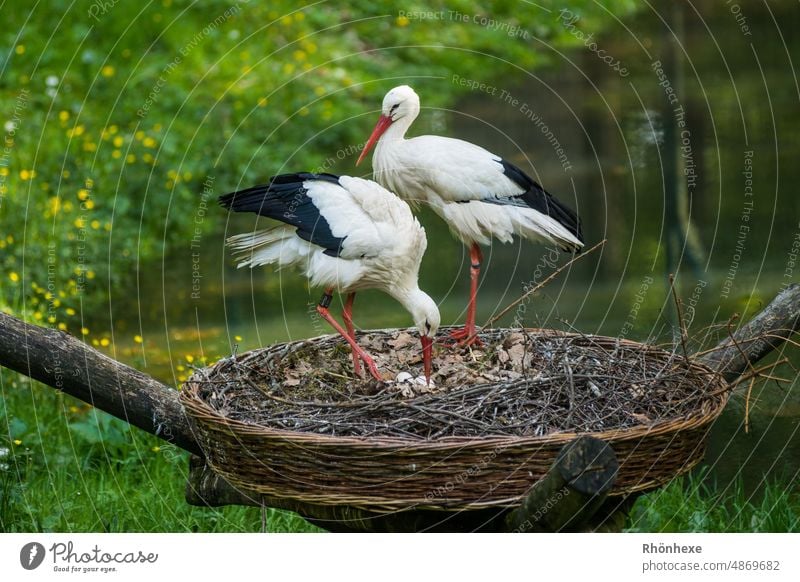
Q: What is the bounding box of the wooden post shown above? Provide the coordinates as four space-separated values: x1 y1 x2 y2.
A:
505 436 618 532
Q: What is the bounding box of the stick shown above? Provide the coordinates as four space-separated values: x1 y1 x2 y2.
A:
669 273 690 361
482 240 607 330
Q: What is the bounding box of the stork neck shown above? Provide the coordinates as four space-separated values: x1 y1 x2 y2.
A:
377 113 414 150
388 283 426 315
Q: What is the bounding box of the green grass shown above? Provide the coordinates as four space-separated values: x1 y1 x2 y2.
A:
0 377 319 532
627 470 800 533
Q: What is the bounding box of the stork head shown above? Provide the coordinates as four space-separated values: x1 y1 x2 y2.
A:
356 85 420 166
407 289 440 385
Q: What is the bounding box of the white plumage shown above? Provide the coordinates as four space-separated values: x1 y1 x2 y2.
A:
220 173 440 382
357 85 585 344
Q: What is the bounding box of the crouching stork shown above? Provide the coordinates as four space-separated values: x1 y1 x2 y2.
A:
219 173 440 383
357 85 585 346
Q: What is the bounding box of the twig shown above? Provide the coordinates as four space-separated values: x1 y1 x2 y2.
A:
481 240 607 330
669 273 690 362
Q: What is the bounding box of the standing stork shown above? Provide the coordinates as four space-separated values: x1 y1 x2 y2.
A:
357 85 584 346
219 172 440 383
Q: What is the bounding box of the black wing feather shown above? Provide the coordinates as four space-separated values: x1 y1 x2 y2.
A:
494 159 584 246
219 172 347 257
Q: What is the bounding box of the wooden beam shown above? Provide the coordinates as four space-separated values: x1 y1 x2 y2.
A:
505 436 618 532
0 311 202 456
699 284 800 382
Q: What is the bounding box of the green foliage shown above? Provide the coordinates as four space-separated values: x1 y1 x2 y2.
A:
627 470 800 533
0 0 636 322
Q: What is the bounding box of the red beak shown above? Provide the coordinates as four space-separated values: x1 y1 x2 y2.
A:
356 114 393 166
421 336 433 386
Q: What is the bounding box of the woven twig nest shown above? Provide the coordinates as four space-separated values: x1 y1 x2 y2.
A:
182 328 729 511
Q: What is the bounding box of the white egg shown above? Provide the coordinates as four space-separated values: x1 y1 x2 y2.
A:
395 372 414 383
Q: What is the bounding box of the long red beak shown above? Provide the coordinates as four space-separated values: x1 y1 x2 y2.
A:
421 336 433 386
356 114 393 166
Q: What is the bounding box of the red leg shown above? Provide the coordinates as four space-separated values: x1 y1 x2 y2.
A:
341 292 361 377
317 290 381 381
448 243 483 347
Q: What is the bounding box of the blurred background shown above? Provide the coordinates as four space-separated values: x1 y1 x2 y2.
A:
1 0 798 531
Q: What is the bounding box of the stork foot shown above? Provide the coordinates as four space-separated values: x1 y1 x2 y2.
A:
357 353 383 382
444 326 483 348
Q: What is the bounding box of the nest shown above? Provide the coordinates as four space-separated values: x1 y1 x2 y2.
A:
182 328 729 511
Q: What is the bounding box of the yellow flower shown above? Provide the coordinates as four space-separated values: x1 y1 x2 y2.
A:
280 14 293 26
151 446 161 453
92 338 100 346
15 45 24 55
13 439 22 445
126 154 136 164
73 125 84 136
19 169 30 180
62 169 70 178
112 149 121 159
396 15 410 27
77 189 90 201
113 136 123 147
100 337 110 347
90 220 100 230
185 354 194 363
58 322 67 331
59 110 70 121
143 153 154 163
81 327 89 335
33 312 43 320
101 65 115 77
9 272 20 282
48 315 56 324
135 130 145 141
0 167 8 176
69 405 79 413
293 50 307 61
134 335 143 344
86 270 95 280
282 63 295 75
73 218 86 228
295 12 305 21
84 200 94 209
66 307 76 315
83 142 97 152
143 137 156 148
258 97 268 107
108 125 118 134
234 335 243 342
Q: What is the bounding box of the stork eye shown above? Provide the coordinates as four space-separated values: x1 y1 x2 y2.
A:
390 103 399 112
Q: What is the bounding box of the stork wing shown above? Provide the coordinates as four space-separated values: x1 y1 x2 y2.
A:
405 136 583 243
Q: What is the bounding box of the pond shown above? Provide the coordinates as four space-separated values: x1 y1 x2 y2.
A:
115 1 798 498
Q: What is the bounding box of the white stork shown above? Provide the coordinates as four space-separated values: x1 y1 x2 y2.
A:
219 172 440 383
357 85 584 346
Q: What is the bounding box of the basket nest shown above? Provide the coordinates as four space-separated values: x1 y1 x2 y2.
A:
181 328 729 511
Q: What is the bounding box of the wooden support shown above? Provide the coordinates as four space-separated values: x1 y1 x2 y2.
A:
699 284 800 382
505 436 618 532
0 311 202 456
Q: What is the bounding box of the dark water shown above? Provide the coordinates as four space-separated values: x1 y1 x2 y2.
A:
129 1 798 497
